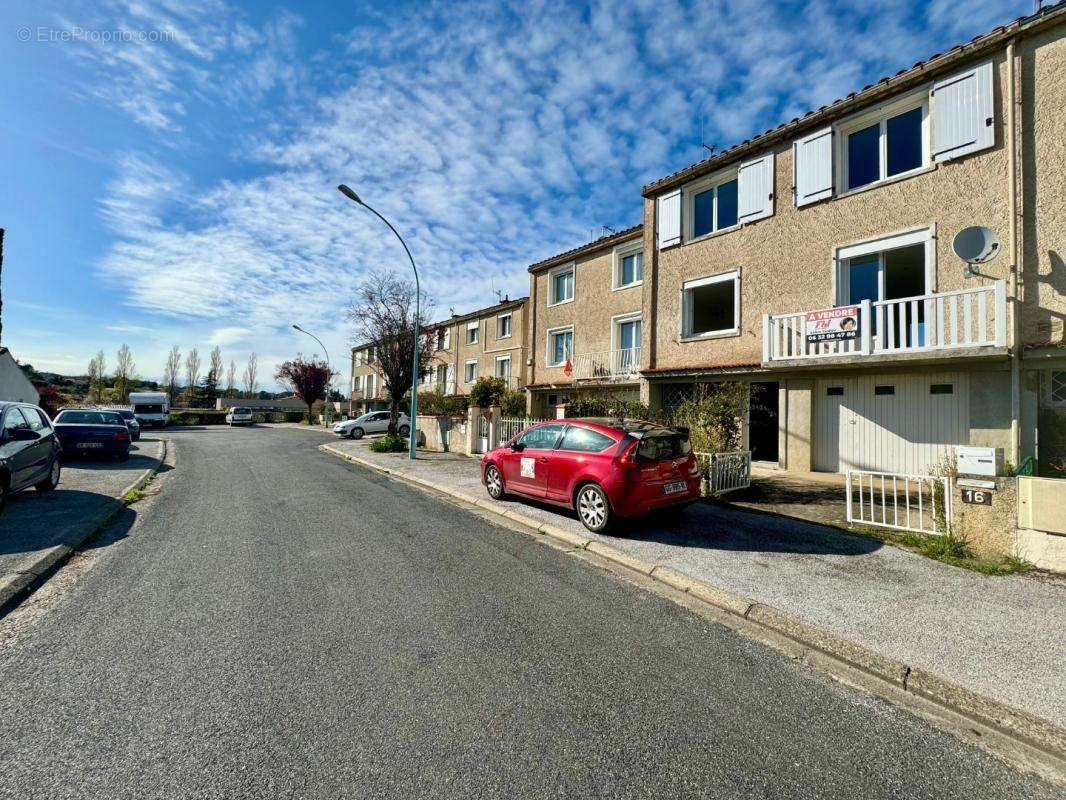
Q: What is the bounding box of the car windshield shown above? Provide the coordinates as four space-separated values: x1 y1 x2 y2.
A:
57 411 123 425
118 410 135 420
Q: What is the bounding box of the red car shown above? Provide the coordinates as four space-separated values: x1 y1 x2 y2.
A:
481 418 700 533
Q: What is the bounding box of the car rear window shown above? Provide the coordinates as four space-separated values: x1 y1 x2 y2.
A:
233 408 251 414
57 411 121 425
118 410 134 420
635 431 691 462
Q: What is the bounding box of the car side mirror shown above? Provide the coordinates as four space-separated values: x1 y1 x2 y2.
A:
510 441 525 452
8 428 40 442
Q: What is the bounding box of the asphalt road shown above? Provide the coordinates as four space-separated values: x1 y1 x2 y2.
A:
0 426 1056 799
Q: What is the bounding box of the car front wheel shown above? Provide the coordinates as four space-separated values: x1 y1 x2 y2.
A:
485 464 505 500
399 424 410 436
350 427 364 440
35 458 61 492
576 483 613 533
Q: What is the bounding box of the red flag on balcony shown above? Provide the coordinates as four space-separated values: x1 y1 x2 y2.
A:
563 358 573 377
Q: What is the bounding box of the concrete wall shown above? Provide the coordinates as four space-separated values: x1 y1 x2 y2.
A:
0 352 39 404
967 368 1012 453
952 477 1017 560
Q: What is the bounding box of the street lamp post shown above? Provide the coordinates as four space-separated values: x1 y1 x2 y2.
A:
337 184 420 461
292 324 332 426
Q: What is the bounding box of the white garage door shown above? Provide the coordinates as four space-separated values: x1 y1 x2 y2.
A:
814 372 969 474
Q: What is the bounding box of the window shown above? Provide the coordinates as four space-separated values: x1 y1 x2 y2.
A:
614 243 644 289
930 383 954 395
560 426 616 453
466 323 479 344
681 270 739 339
841 97 928 192
24 408 50 430
464 360 478 383
515 424 564 450
496 313 512 338
547 393 570 406
3 408 28 434
547 327 574 367
686 172 739 240
549 265 574 305
495 356 511 381
826 386 844 396
874 385 895 396
614 315 642 373
1049 370 1066 405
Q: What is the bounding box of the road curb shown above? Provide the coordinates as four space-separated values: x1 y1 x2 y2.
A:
319 442 1066 774
0 439 168 615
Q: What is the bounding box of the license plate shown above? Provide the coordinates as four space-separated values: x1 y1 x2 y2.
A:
76 442 104 449
663 481 687 495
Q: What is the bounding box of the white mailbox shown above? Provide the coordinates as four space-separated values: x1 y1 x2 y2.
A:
955 446 1003 477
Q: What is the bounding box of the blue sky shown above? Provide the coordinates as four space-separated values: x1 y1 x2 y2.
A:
1 0 1028 386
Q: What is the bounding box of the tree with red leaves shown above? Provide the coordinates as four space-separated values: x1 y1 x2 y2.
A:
275 356 334 423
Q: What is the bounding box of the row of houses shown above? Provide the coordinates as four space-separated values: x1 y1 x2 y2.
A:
351 3 1066 480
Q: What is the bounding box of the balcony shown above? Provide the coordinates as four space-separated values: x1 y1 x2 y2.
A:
762 282 1006 365
571 347 642 383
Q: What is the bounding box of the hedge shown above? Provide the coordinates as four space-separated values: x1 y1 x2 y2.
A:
169 409 228 425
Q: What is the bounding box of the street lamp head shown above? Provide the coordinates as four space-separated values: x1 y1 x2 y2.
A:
292 324 303 332
337 184 362 205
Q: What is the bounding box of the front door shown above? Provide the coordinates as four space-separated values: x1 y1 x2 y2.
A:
748 382 779 463
0 408 36 490
499 423 564 498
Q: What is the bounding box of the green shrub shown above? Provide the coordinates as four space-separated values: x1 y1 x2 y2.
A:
668 383 749 453
418 390 467 416
564 391 653 421
169 408 227 426
469 377 507 408
919 532 972 560
369 433 408 453
499 389 527 417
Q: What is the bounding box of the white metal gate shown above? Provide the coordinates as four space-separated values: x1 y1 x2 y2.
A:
696 451 752 494
846 469 951 535
814 372 969 474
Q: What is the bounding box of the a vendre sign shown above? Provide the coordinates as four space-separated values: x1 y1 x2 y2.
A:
805 305 859 343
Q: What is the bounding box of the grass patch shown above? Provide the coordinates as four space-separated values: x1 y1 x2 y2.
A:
122 487 147 504
850 525 1033 576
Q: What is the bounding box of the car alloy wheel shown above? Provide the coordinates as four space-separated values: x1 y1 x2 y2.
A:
350 427 364 440
577 484 610 532
36 459 60 491
399 424 410 436
485 464 504 499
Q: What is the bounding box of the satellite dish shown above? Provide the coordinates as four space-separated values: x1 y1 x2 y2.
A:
953 226 1000 265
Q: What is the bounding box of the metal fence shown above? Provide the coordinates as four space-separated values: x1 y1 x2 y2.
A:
498 417 546 444
845 470 951 535
695 450 752 495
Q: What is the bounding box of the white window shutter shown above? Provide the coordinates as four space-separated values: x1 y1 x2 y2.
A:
656 189 681 249
932 60 994 162
793 127 834 206
444 328 451 349
737 152 775 223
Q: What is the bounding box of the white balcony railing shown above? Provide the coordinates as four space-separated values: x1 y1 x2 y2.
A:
571 347 641 382
762 282 1006 363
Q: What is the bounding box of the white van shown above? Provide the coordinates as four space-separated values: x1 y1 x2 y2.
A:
129 391 170 427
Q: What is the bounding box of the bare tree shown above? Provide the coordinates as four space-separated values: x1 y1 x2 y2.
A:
163 345 182 402
242 352 258 397
347 271 434 435
225 360 236 397
87 350 107 403
184 348 201 390
114 343 136 402
209 346 224 385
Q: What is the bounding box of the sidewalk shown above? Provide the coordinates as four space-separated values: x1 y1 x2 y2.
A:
321 438 1066 732
0 437 166 610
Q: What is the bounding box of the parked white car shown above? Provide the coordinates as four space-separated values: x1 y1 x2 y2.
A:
333 411 410 439
226 407 254 426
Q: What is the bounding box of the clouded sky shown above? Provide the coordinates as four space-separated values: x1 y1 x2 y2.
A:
1 0 1026 386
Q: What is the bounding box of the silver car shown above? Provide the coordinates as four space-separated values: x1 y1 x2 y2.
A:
333 411 410 440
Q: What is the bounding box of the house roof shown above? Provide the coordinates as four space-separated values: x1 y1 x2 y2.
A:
643 0 1066 197
527 224 643 274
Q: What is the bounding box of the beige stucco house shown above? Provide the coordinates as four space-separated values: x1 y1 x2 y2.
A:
525 226 645 417
637 5 1066 477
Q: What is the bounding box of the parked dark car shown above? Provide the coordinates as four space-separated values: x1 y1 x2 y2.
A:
115 408 142 441
53 409 131 461
481 418 700 533
0 401 62 515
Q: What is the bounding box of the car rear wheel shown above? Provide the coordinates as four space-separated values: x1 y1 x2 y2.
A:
485 464 505 500
0 479 8 515
576 483 613 533
399 424 410 436
350 427 364 440
35 458 61 492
